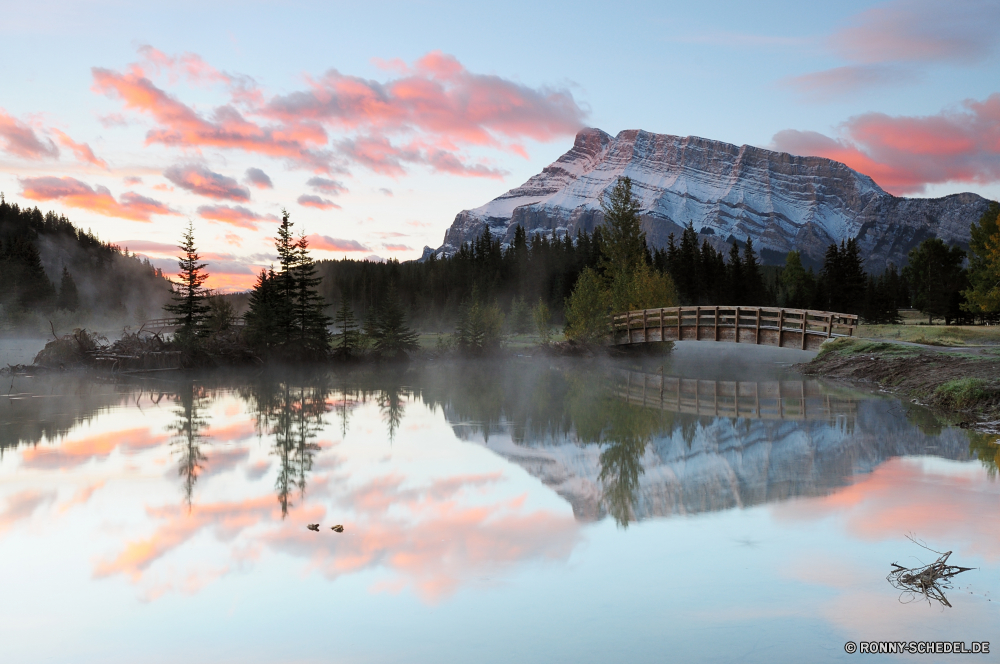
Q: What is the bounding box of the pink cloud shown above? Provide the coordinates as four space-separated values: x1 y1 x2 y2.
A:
297 194 340 210
831 0 1000 66
772 457 1000 562
784 1 1000 97
0 490 56 532
93 48 584 178
0 109 58 159
123 175 142 184
772 93 1000 194
117 240 178 254
92 67 331 171
20 427 171 470
165 164 250 201
305 233 369 252
781 65 919 101
94 496 277 581
383 243 413 251
265 50 585 147
197 204 277 230
19 176 177 221
306 176 347 195
50 128 109 169
244 167 272 189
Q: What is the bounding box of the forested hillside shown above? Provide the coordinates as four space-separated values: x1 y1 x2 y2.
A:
314 226 603 330
0 197 173 333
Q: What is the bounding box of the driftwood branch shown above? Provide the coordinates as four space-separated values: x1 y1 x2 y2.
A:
887 536 975 608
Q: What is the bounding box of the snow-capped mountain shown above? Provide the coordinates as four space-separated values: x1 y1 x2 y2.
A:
429 128 993 271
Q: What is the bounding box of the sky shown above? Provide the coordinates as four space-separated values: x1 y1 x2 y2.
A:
2 0 999 290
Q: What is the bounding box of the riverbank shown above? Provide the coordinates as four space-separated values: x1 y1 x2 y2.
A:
800 337 1000 428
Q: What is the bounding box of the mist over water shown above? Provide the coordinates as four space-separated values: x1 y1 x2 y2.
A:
1 345 997 663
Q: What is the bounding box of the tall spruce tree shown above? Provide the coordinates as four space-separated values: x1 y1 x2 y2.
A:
742 237 764 305
164 221 210 342
962 202 1000 316
725 243 744 304
333 293 359 358
292 233 332 354
244 267 279 352
599 176 646 278
903 238 967 324
57 266 79 311
273 210 298 345
372 286 419 360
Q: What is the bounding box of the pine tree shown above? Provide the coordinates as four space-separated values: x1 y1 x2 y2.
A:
903 238 967 324
372 287 419 360
292 233 332 355
742 237 764 305
962 202 1000 315
10 237 56 311
598 176 646 278
273 210 298 345
725 243 744 304
164 221 210 343
57 266 79 311
333 294 359 358
245 268 279 352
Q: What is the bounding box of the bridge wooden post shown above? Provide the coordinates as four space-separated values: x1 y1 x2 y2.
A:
677 307 682 340
801 312 808 350
643 309 648 343
778 309 785 347
659 308 664 343
695 307 700 341
713 306 719 341
755 308 761 344
734 307 740 343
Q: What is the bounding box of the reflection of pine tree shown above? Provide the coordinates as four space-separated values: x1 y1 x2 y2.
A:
168 382 210 510
598 437 647 528
378 383 406 442
242 378 330 517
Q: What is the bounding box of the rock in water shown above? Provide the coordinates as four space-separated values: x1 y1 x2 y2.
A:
431 128 992 271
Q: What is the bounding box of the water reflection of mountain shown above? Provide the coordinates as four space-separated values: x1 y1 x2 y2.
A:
423 363 973 524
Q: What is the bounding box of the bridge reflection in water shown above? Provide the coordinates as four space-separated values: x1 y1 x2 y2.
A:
616 371 857 423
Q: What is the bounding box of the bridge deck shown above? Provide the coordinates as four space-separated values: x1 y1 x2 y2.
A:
612 306 857 352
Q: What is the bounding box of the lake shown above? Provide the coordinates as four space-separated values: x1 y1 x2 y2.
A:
1 343 997 663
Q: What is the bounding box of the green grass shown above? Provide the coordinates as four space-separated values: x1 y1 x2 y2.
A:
858 323 1000 346
818 337 919 357
934 378 993 409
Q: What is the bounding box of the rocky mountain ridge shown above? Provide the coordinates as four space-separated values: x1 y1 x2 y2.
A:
429 128 993 271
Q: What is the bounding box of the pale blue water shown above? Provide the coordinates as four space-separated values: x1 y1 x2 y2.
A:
1 344 997 663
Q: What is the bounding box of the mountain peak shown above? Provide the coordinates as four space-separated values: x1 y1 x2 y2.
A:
436 128 988 270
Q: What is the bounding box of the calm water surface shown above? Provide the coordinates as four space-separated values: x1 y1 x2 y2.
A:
1 343 998 663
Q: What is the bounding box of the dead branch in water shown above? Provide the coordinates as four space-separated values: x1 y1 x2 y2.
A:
887 535 975 608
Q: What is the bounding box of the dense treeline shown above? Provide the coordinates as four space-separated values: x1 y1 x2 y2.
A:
314 224 604 330
0 196 173 331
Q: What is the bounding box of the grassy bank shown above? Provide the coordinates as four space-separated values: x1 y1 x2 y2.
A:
857 309 1000 346
802 337 1000 424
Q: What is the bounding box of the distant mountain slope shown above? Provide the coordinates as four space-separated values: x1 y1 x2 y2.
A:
432 128 993 271
0 198 173 329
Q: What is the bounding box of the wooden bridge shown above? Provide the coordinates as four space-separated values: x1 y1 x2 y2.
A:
612 306 857 352
616 371 858 422
138 317 245 336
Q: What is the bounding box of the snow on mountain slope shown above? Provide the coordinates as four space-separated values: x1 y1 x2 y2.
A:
430 128 993 271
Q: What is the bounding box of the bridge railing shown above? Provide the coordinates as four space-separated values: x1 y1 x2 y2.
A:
611 306 857 351
138 317 246 333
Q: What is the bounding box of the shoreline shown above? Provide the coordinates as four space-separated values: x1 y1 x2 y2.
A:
799 337 1000 432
